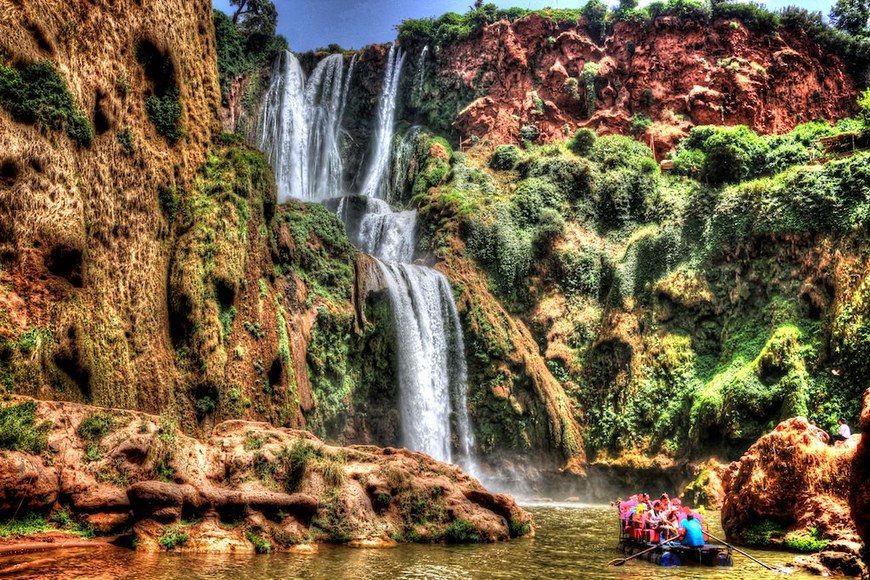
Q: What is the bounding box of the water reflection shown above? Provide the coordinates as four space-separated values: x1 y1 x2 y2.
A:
0 505 815 579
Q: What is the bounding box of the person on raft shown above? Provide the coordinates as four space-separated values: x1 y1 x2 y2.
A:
678 513 705 547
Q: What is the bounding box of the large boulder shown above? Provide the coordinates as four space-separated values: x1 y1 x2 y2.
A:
722 417 864 576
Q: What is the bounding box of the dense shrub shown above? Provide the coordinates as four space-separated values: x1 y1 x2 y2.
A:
520 155 593 201
0 402 52 454
713 2 780 33
510 177 565 228
568 128 597 156
630 113 652 134
555 246 604 297
590 136 659 229
467 207 534 300
0 61 93 146
703 125 769 183
582 0 608 43
489 144 522 170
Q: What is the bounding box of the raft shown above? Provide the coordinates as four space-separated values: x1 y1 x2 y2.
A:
618 527 733 567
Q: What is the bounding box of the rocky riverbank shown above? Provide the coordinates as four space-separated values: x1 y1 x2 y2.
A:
722 417 865 577
0 397 532 553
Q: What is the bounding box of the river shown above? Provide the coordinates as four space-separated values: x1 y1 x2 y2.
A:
1 504 815 579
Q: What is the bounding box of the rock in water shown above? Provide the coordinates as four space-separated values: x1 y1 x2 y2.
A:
722 417 865 577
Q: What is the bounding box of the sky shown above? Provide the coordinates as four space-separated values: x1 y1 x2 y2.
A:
212 0 836 53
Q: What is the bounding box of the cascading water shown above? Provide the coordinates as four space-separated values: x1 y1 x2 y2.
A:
389 125 422 205
259 51 351 202
259 43 476 472
412 45 429 107
375 261 474 466
335 196 416 264
358 44 406 199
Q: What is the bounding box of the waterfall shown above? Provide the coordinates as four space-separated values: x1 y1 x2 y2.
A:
389 125 422 205
358 45 406 199
336 196 416 264
259 42 476 473
413 45 429 106
375 261 473 465
259 51 349 203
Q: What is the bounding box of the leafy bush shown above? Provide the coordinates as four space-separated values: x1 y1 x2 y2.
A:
582 0 608 43
556 246 604 297
489 144 521 170
784 527 830 553
630 113 652 134
568 127 596 156
742 519 785 546
520 155 593 201
519 123 540 143
280 439 320 492
159 525 190 550
246 529 272 553
467 207 534 300
0 402 52 454
0 60 93 146
703 125 769 183
713 2 780 33
158 185 180 222
0 512 53 537
117 128 134 156
590 135 659 229
511 177 565 228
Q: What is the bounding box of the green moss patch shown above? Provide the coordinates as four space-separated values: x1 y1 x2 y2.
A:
0 60 93 146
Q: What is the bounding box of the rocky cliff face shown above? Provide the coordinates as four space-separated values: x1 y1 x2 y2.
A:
851 388 870 569
0 0 221 411
401 13 856 156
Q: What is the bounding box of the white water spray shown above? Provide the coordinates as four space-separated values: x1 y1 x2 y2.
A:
259 51 349 202
375 261 474 466
358 45 406 199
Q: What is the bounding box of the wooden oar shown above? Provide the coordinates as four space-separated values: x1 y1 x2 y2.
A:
608 536 679 566
705 531 783 572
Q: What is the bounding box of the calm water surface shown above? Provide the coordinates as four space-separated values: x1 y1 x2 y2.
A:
2 504 814 579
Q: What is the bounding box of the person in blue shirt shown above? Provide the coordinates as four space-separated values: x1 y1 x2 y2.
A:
678 513 705 547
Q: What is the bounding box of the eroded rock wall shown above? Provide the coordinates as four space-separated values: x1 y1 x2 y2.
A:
0 0 221 410
402 13 856 156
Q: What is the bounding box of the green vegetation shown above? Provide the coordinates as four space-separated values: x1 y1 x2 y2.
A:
489 145 522 170
742 519 785 546
0 60 93 146
0 401 52 454
0 512 54 537
783 527 831 553
158 525 190 550
117 128 134 156
444 518 481 543
214 2 288 99
78 412 116 440
145 89 183 142
78 411 117 462
245 529 272 553
414 83 870 462
0 510 93 538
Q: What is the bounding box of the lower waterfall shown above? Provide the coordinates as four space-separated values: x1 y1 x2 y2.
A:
374 260 475 468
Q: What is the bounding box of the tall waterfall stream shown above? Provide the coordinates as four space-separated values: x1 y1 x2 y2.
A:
259 47 475 472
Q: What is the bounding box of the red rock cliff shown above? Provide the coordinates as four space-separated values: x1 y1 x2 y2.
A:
414 13 857 156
